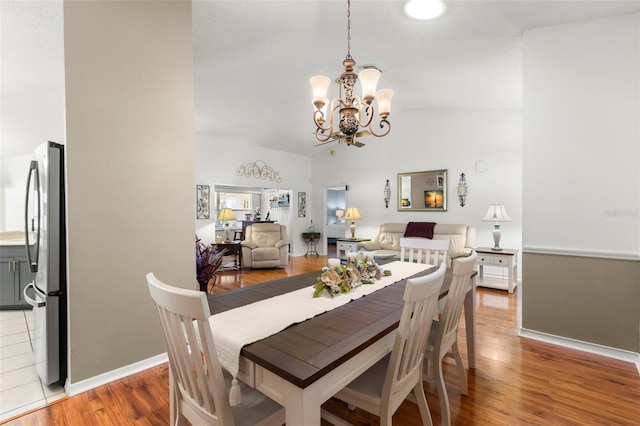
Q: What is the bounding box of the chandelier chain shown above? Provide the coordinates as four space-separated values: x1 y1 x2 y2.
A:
346 0 351 58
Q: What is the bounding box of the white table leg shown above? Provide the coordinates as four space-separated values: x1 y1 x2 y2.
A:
284 382 322 426
256 332 395 426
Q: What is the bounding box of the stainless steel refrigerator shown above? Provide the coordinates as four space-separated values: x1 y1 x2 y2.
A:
23 141 67 386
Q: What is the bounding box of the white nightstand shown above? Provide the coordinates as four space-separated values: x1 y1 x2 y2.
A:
475 247 519 293
336 238 370 260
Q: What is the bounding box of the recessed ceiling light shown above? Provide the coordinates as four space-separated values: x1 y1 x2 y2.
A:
404 0 446 21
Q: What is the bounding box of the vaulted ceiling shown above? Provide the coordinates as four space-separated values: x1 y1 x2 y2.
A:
3 1 640 158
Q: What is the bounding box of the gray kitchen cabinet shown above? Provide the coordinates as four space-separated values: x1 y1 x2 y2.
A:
0 245 34 309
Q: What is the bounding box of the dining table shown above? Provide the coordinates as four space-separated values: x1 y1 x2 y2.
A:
207 261 477 425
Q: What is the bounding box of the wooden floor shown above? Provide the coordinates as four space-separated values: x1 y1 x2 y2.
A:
4 251 640 425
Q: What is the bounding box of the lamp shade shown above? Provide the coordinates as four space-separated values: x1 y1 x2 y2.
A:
310 75 331 107
482 204 512 222
358 68 381 103
345 207 362 220
335 209 344 218
217 208 236 221
376 89 394 117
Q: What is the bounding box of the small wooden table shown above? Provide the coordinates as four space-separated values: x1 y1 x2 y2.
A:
336 238 370 260
301 232 321 257
211 241 242 270
475 247 518 293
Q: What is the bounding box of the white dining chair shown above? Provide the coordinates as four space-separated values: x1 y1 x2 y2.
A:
400 237 450 267
146 273 285 426
322 263 447 426
401 237 451 315
423 252 477 426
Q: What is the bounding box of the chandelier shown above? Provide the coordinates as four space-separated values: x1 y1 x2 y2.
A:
310 0 394 147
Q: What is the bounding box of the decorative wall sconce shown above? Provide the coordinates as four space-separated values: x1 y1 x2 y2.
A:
383 179 391 208
457 173 468 207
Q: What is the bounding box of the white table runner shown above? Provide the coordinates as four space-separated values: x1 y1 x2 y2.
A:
209 260 432 402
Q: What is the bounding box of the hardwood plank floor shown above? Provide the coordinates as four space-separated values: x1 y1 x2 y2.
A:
4 251 640 425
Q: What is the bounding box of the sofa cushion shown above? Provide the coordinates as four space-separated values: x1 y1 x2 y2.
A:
377 223 408 251
252 247 280 261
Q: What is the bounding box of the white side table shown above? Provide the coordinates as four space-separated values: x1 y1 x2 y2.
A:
475 247 519 293
336 238 370 260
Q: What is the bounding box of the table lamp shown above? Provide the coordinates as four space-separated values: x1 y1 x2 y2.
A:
482 203 511 251
218 208 236 242
335 209 344 223
345 207 362 239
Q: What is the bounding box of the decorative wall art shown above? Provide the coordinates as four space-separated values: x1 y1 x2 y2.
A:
236 159 282 183
383 179 391 208
196 185 210 219
458 173 468 207
298 192 307 217
397 169 448 212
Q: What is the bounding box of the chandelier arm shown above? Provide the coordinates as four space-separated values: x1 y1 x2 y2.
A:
356 102 374 128
367 119 391 138
315 127 333 143
313 100 342 142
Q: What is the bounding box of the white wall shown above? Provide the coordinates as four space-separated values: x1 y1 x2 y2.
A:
521 13 640 353
310 109 523 272
0 154 32 231
523 13 640 257
195 135 313 256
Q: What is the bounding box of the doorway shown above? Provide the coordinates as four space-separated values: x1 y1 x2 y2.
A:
322 185 347 256
207 184 292 250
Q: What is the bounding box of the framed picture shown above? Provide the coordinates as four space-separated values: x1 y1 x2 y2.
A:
298 192 306 217
196 185 210 219
397 169 448 211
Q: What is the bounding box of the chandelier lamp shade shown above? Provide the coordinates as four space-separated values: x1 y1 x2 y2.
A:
310 0 394 147
344 206 362 239
482 204 512 251
217 208 236 242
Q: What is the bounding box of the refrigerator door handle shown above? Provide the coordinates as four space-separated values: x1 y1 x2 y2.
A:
24 160 41 273
23 282 45 308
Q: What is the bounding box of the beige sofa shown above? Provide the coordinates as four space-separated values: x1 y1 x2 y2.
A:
241 223 289 268
356 223 476 265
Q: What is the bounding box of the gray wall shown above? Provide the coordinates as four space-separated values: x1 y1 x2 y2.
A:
64 1 195 383
522 14 640 352
523 253 640 352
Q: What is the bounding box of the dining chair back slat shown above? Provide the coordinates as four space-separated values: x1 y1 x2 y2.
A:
400 238 450 267
146 273 284 426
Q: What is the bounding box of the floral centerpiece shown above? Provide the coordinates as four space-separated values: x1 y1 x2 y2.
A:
312 253 391 298
196 235 227 292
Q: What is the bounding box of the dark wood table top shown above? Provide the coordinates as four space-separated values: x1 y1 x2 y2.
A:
207 264 455 389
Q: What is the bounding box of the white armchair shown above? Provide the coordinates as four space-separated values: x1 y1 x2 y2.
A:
241 223 289 268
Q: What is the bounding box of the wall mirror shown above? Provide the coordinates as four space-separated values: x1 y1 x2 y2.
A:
397 169 448 211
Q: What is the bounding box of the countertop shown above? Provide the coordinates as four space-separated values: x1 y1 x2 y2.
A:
0 231 34 246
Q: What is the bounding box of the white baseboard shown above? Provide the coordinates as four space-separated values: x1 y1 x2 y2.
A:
519 328 640 374
66 352 168 397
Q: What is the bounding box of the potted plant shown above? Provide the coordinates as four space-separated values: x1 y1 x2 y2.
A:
196 235 227 292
